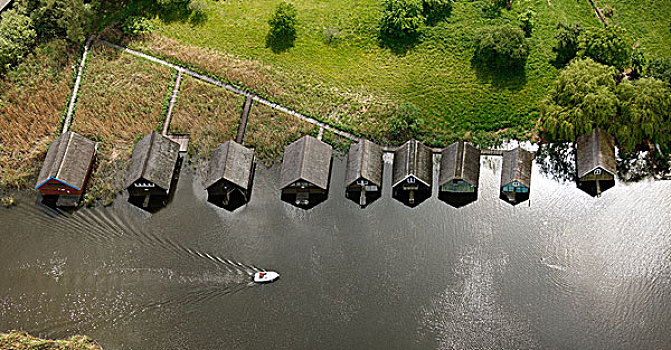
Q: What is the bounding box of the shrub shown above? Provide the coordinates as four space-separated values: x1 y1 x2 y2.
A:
389 102 423 142
578 26 633 70
0 10 37 73
421 0 453 25
266 2 297 52
517 9 535 37
121 16 154 36
473 25 529 69
552 21 584 66
482 0 508 18
379 0 425 41
646 57 671 86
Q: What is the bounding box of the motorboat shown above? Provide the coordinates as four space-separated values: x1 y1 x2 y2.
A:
253 271 280 283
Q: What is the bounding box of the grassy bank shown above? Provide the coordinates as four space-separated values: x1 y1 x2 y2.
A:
169 75 246 157
0 40 75 191
244 103 318 165
604 0 671 58
135 0 606 145
0 331 102 350
70 43 173 205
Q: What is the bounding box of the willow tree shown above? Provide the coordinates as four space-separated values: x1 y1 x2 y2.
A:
578 26 632 70
541 58 618 141
616 78 671 149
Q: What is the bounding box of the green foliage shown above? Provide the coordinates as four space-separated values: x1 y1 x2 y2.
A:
473 25 529 69
389 102 423 142
266 2 298 52
421 0 453 25
542 58 671 151
616 78 671 149
0 10 37 73
379 0 425 40
578 25 633 70
15 0 91 44
517 9 536 38
552 21 584 66
482 0 508 18
646 57 671 85
121 16 154 36
541 58 618 141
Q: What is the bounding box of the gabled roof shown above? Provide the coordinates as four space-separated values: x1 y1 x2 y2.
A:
501 147 534 188
392 139 433 187
205 141 255 190
576 127 616 178
345 140 383 187
280 135 332 190
439 141 481 187
124 132 180 191
35 131 96 191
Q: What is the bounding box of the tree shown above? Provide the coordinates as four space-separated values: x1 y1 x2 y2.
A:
552 22 583 66
541 58 619 141
473 25 529 69
266 2 297 53
616 78 671 149
15 0 90 44
578 25 633 70
0 10 37 73
482 0 507 18
379 0 425 41
646 57 671 86
517 9 535 38
421 0 453 25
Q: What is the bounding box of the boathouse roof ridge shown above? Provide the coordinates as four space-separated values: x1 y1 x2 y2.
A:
124 132 179 191
205 141 254 189
439 141 481 187
345 140 383 187
576 128 616 178
501 147 533 187
280 135 333 190
392 139 432 187
35 131 96 190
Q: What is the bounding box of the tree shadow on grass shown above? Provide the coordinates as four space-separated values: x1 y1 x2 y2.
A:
379 34 421 56
471 60 527 91
265 33 296 53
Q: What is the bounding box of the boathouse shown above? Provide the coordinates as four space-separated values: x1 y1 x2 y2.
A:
124 131 180 209
576 128 616 196
438 141 481 207
500 147 534 205
35 131 96 206
205 141 255 210
280 135 332 208
344 140 383 208
392 139 433 207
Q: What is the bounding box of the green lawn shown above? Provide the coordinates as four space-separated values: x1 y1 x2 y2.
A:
605 0 671 58
131 0 666 146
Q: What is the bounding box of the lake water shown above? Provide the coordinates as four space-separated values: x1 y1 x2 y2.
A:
1 155 670 349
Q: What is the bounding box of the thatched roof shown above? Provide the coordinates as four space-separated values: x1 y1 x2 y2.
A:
205 141 255 190
345 140 383 187
576 128 616 178
392 139 433 187
124 132 180 190
35 131 96 190
501 147 534 188
439 141 481 187
280 135 333 190
0 0 12 13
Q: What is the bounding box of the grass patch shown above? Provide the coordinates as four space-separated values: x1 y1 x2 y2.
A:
70 42 173 205
127 0 614 146
0 331 102 350
169 75 246 158
603 0 671 58
0 39 75 190
244 103 318 165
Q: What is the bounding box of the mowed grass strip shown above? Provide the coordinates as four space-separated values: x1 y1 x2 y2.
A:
169 75 246 157
244 103 318 165
144 0 605 144
0 40 75 189
71 42 173 205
